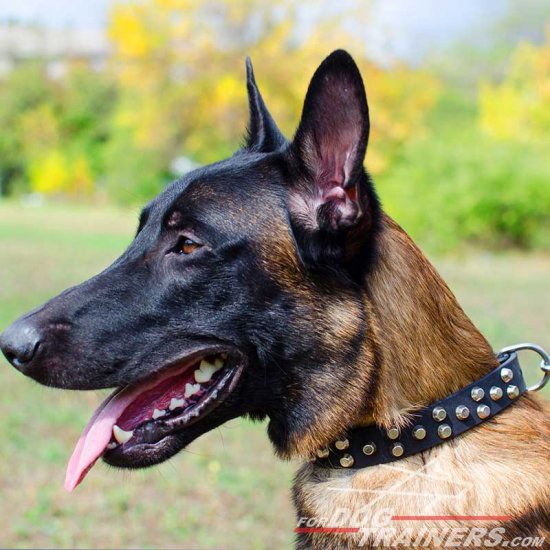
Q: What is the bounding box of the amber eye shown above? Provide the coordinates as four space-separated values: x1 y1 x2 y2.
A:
177 237 201 255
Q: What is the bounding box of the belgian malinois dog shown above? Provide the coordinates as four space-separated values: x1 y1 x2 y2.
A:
1 51 549 549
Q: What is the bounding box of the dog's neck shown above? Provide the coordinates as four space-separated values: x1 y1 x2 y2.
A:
363 214 498 427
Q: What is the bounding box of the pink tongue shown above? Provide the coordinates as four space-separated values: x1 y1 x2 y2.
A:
65 388 134 491
65 371 174 492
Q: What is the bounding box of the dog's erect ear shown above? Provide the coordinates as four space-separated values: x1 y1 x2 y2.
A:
288 50 371 241
244 57 287 153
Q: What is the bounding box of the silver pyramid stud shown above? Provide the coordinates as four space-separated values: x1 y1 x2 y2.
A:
335 438 349 450
455 405 470 420
471 387 485 401
477 404 491 419
432 407 447 421
387 427 400 440
507 385 520 399
489 386 503 401
500 368 513 383
391 443 404 457
340 454 354 467
362 443 377 456
438 424 452 439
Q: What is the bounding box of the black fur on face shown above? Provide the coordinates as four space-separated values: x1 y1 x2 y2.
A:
1 50 381 467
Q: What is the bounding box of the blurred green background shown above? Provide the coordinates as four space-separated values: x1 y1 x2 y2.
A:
0 0 549 548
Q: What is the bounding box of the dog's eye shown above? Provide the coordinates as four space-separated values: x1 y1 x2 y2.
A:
176 237 201 255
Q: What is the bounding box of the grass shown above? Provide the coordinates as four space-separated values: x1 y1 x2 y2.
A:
0 200 548 549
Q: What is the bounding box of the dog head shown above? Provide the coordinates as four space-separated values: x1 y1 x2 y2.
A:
0 50 381 489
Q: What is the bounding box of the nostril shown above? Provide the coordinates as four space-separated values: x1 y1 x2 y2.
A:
0 322 42 370
15 340 40 365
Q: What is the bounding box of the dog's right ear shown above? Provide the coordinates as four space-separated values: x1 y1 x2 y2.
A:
244 57 287 153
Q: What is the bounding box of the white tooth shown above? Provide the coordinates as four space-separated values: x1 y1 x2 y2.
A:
195 359 218 382
152 408 166 419
184 383 201 398
107 442 117 450
194 368 212 383
214 357 224 370
199 358 216 371
113 425 133 444
169 397 185 410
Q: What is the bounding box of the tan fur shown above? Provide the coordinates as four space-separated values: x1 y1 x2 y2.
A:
365 215 498 427
258 221 380 459
292 214 550 548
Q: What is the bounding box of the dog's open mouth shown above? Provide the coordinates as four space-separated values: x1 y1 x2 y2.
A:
65 350 243 491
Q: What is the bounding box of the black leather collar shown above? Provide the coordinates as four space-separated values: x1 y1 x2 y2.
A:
315 352 527 469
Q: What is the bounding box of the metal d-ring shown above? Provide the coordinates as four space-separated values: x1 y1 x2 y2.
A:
498 343 550 392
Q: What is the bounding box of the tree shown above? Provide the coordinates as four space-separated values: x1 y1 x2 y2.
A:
107 0 439 176
479 26 550 144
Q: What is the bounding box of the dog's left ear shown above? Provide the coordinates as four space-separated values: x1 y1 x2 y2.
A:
287 50 373 266
244 57 287 153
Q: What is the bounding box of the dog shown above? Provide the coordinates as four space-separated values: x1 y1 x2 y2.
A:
1 50 549 549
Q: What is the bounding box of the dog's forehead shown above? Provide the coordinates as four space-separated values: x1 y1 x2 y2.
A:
141 154 285 232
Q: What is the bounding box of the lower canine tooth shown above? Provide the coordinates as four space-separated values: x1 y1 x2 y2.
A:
113 425 134 444
169 397 185 410
152 408 166 419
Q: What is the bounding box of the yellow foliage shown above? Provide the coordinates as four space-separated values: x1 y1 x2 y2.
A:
109 5 157 58
212 75 243 113
479 26 550 143
364 65 440 173
29 150 70 195
107 0 441 174
28 151 95 197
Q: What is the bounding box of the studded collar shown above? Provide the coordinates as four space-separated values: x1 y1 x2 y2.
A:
314 351 527 469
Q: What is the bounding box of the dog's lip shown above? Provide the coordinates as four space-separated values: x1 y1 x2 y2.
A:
64 345 244 491
102 360 245 467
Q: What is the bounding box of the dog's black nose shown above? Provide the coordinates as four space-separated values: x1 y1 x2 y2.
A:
0 319 42 372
